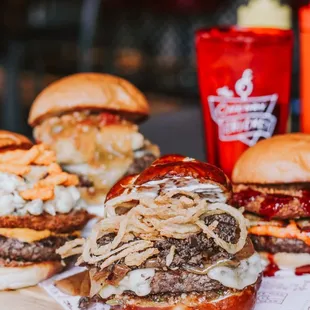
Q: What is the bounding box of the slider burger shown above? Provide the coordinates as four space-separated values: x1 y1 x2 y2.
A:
58 154 263 309
0 130 90 290
28 73 159 204
232 133 310 275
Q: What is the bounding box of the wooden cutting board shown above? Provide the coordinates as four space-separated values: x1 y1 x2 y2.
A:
0 286 62 310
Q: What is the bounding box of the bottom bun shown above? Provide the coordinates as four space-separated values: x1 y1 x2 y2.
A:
0 261 63 290
108 278 262 310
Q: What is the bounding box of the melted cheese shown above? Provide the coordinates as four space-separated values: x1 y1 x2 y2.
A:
207 253 263 290
249 221 310 245
98 255 263 299
99 268 155 299
0 228 80 243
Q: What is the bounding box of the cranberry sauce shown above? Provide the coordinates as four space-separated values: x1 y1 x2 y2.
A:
233 188 310 219
295 265 310 276
263 254 280 277
232 189 261 206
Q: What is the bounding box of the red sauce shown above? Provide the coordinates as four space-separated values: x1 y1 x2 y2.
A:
260 194 292 218
98 112 120 126
232 189 261 206
295 265 310 276
263 254 280 277
233 189 310 219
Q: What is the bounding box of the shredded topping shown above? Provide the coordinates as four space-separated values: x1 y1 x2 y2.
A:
0 144 78 201
58 188 247 269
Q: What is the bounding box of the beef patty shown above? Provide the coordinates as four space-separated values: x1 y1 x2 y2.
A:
0 235 74 262
232 184 310 219
97 214 239 268
150 270 224 294
126 152 157 176
250 235 310 254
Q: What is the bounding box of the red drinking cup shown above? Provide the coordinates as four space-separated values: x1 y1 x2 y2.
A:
195 27 293 177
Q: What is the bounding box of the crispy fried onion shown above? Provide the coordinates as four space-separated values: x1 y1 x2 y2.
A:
58 191 247 269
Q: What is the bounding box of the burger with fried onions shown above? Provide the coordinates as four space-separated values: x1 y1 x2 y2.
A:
28 73 160 205
232 133 310 276
0 130 90 290
58 154 263 309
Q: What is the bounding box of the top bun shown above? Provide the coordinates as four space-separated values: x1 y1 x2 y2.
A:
0 130 32 151
28 73 150 126
106 154 232 202
232 133 310 184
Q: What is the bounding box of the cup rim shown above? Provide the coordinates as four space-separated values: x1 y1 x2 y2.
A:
195 26 293 42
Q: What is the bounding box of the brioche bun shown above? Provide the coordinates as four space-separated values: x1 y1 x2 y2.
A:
232 133 310 184
0 261 63 290
0 130 32 151
108 280 261 310
28 73 150 126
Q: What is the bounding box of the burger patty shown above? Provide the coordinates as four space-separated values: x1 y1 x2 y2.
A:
0 210 91 233
232 185 310 219
0 235 74 262
126 152 157 176
150 270 224 294
97 213 239 268
250 235 310 254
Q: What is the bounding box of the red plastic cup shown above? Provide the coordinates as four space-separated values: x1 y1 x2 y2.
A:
195 27 293 177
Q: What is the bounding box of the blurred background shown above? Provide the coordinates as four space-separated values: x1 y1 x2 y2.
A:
0 0 306 146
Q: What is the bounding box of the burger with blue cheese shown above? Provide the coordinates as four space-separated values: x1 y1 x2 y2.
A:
58 155 262 309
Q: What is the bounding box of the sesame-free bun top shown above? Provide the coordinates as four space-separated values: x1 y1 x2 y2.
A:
0 130 32 151
28 73 150 126
232 133 310 184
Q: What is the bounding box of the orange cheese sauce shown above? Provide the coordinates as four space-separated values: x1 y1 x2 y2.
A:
0 228 80 243
249 221 310 245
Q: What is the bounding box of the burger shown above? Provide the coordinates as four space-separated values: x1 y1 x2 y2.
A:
58 154 262 309
232 133 310 275
0 130 90 290
28 73 160 205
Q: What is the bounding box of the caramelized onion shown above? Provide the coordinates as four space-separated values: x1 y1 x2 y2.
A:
183 259 239 275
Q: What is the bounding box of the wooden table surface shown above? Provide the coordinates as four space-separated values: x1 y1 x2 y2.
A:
0 285 62 310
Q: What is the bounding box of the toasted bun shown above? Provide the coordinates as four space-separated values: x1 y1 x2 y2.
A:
232 133 310 184
109 280 260 310
0 261 63 290
106 154 231 202
28 73 149 126
0 130 32 151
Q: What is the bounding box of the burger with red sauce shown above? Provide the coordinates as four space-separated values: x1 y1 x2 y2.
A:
232 133 310 275
58 154 263 309
28 73 160 205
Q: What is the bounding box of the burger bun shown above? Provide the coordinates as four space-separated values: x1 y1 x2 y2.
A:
232 133 310 184
111 279 261 310
0 261 63 290
28 73 150 126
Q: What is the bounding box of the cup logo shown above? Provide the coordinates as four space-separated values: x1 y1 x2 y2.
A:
208 69 278 146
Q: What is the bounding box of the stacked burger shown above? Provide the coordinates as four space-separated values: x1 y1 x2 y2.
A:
28 73 159 204
232 134 310 275
0 130 90 290
58 155 262 309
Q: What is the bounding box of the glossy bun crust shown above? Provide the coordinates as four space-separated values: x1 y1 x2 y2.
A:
28 73 150 126
110 280 261 310
232 133 310 184
106 154 232 202
0 130 32 151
